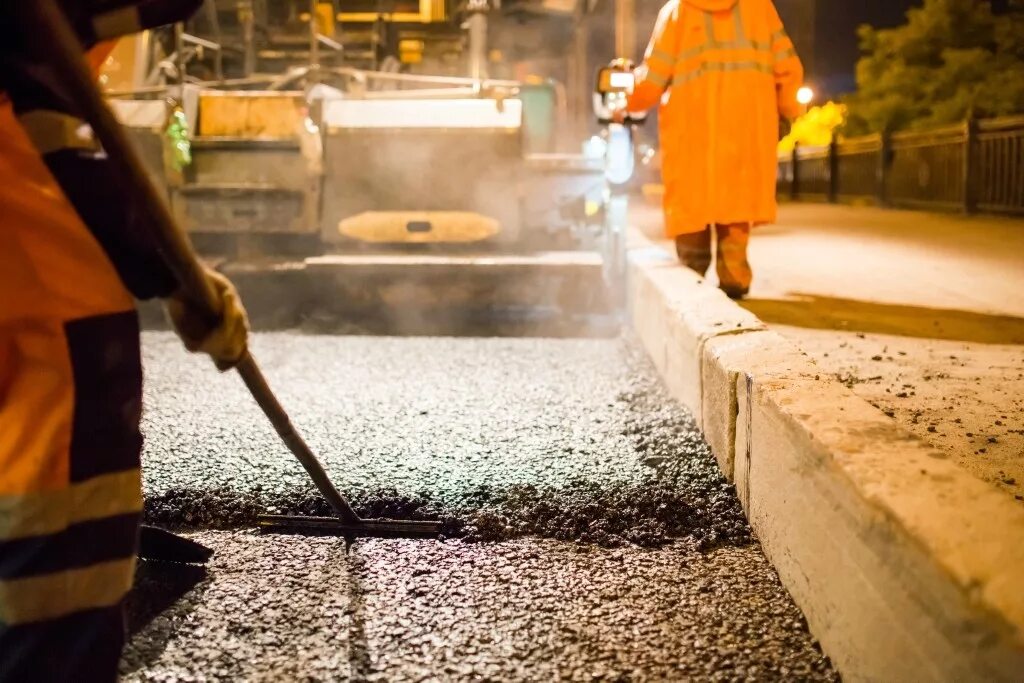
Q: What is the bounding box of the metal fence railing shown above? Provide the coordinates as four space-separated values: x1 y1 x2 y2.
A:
777 115 1024 216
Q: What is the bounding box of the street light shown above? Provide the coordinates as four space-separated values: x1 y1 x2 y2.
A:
797 86 815 106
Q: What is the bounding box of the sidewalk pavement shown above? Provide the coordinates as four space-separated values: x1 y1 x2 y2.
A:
632 201 1024 505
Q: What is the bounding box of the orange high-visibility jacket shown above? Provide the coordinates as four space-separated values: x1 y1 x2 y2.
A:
628 0 803 236
0 40 169 642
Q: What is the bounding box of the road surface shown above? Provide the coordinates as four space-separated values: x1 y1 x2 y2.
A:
123 332 836 680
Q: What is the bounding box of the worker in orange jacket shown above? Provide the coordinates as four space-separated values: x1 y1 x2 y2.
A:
627 0 804 298
0 3 245 680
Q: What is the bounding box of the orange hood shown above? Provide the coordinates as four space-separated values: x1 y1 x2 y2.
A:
684 0 738 10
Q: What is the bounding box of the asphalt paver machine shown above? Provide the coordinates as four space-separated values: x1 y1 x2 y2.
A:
104 0 608 258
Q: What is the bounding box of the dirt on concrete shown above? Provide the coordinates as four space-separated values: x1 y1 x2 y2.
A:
776 326 1024 505
734 204 1024 506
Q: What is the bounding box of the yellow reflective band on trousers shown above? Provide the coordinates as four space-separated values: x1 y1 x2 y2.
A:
17 111 100 157
0 470 143 542
0 557 136 626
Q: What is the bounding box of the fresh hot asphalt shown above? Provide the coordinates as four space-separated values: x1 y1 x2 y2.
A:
125 331 837 679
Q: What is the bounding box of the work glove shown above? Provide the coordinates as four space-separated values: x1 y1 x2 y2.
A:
165 267 249 371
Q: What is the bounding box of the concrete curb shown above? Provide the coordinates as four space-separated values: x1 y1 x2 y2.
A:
626 229 1024 681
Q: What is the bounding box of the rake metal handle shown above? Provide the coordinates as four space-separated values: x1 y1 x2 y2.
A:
235 352 361 523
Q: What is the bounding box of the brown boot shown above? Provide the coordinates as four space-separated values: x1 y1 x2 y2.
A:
715 222 752 299
674 227 712 276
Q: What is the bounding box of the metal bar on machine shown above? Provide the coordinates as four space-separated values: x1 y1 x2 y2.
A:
318 33 343 52
309 0 320 73
615 0 636 59
183 32 222 51
466 0 489 88
104 66 522 99
201 0 223 79
239 0 256 77
173 21 185 85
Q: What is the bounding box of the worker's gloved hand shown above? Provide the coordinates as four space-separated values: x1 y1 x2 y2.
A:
165 268 249 371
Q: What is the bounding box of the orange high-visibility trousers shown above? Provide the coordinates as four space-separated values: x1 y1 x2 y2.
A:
0 95 143 681
674 223 752 296
628 0 804 237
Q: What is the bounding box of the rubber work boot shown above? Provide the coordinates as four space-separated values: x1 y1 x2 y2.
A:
715 222 753 299
674 227 712 276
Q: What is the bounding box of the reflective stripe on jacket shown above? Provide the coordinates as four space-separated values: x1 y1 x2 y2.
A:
628 0 804 236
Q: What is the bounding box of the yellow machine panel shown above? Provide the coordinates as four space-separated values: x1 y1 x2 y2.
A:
337 0 446 23
339 211 501 243
198 91 302 139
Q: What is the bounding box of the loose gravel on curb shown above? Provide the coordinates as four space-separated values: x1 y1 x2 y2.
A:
126 331 837 679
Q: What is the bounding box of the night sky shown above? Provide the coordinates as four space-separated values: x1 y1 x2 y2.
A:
818 1 919 93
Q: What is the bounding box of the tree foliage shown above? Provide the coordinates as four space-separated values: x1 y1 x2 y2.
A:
844 0 1024 135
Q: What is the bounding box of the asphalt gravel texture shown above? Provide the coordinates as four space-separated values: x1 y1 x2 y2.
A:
123 532 835 681
128 331 837 679
141 332 747 548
